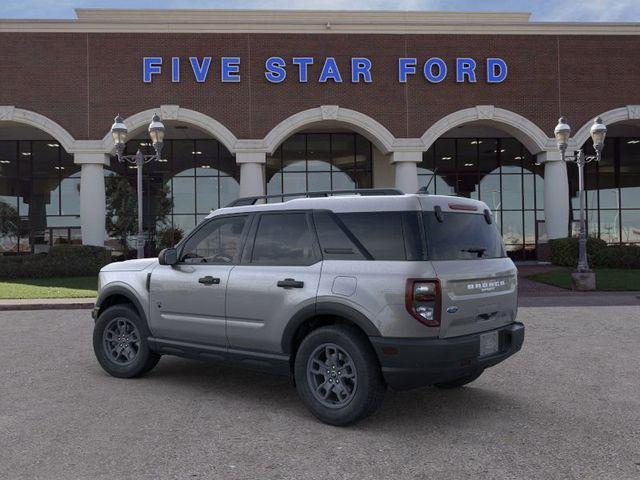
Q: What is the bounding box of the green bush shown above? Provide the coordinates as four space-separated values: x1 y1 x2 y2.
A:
549 237 607 267
0 245 111 279
593 245 640 268
550 237 640 268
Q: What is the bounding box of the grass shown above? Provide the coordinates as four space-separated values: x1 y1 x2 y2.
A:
0 276 98 299
527 268 640 291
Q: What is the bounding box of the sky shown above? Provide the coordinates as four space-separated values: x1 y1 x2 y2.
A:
1 0 640 22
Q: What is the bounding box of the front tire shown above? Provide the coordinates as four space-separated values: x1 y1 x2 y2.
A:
294 325 385 426
93 304 160 378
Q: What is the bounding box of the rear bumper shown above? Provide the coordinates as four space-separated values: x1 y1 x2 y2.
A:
369 322 524 391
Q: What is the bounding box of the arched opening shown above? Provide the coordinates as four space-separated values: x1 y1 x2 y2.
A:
266 126 375 198
420 123 544 260
572 120 640 244
0 122 80 254
106 121 239 256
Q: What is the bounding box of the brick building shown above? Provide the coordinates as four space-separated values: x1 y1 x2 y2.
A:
1 9 639 257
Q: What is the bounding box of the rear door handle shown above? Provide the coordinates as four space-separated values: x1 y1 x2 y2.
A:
277 278 304 288
198 276 220 285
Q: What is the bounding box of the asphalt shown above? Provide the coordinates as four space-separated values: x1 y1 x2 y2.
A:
1 307 639 480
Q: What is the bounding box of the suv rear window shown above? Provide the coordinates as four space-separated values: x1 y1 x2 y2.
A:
423 211 505 260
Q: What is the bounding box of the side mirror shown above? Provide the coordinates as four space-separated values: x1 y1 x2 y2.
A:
158 248 178 266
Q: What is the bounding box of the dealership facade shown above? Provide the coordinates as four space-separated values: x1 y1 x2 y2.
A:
1 9 640 257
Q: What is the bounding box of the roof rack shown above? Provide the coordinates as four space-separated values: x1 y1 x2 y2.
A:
225 188 404 207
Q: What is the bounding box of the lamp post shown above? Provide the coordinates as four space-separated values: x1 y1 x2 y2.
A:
110 114 166 259
553 116 607 281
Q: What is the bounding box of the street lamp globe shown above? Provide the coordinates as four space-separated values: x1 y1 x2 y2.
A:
110 115 128 153
148 113 165 156
554 117 571 153
590 116 607 154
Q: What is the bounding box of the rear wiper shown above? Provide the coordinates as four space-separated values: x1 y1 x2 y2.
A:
461 247 487 258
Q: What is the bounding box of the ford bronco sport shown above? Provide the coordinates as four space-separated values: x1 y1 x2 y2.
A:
92 189 524 426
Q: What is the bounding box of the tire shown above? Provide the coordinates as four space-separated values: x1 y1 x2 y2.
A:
434 369 484 389
294 325 386 426
93 304 160 378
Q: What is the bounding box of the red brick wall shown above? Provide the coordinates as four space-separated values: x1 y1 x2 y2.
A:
1 32 639 142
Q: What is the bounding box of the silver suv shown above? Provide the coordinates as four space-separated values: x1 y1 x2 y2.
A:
92 189 524 426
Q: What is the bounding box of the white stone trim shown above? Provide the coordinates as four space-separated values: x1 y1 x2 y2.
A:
263 106 396 155
3 10 640 35
571 105 640 149
421 105 553 154
0 106 76 153
100 105 239 154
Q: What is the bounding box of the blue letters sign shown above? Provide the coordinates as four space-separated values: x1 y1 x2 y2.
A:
143 56 507 84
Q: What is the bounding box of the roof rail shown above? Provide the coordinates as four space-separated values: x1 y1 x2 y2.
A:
225 188 404 207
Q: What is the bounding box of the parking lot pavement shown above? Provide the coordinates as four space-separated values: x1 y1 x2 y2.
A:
1 308 639 480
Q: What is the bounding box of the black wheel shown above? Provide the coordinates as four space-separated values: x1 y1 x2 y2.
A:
294 325 385 426
93 304 160 378
434 369 484 389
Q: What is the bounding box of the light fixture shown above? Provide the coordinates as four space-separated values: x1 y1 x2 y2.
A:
158 158 168 163
627 139 640 144
464 163 474 167
441 156 452 160
470 140 483 145
590 117 607 154
47 143 59 148
54 166 65 170
21 152 31 156
192 151 203 155
200 165 211 169
514 156 522 160
148 113 165 153
0 160 10 164
554 117 571 153
500 149 506 152
110 115 128 154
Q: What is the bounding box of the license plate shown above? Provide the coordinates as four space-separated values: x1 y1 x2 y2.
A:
479 331 499 357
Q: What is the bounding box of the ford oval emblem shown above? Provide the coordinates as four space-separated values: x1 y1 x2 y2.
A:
446 306 459 314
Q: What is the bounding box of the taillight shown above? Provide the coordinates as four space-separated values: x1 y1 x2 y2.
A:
405 279 441 327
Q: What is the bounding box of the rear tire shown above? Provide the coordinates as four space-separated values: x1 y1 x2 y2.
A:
434 369 484 389
93 304 160 378
294 325 385 426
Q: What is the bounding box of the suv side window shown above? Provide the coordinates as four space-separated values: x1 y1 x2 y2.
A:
336 212 421 261
180 215 247 264
313 211 367 260
250 213 319 266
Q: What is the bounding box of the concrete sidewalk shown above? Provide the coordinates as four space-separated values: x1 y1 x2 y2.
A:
0 298 95 311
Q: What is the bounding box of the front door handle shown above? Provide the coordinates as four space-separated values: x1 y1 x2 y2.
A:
198 276 220 285
277 278 304 288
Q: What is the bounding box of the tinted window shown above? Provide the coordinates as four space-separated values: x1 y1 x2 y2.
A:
251 213 318 265
337 212 408 260
181 216 246 264
424 212 505 260
313 211 366 260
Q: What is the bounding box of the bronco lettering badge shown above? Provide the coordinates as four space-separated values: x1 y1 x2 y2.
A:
466 279 507 293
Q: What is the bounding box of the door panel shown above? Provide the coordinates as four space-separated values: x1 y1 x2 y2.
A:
148 214 250 346
226 263 321 353
226 211 322 353
149 264 232 345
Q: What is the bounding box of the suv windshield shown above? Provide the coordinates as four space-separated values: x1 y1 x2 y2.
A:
423 211 505 260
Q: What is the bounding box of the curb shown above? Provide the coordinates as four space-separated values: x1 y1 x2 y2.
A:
0 300 95 311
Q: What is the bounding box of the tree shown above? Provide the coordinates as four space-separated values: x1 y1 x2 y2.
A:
105 175 172 254
0 201 21 251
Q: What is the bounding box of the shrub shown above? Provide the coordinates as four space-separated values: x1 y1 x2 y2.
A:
593 245 640 269
156 226 184 250
550 237 640 269
0 245 111 279
549 237 607 267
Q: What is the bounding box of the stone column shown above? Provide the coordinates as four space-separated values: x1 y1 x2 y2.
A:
538 151 569 240
391 151 421 193
75 152 110 246
237 151 266 197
